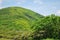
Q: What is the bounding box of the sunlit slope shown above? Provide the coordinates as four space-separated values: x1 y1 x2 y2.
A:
0 7 43 20
0 7 43 36
0 7 43 29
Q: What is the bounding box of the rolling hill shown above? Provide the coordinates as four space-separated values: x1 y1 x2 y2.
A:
0 7 43 40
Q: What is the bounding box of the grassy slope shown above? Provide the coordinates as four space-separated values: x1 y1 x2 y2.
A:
0 7 43 39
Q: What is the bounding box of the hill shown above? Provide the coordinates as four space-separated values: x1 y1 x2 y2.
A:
0 7 43 40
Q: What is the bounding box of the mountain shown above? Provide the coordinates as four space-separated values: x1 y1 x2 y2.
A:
0 7 43 40
0 7 43 20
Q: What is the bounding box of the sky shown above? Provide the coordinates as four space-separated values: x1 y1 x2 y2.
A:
0 0 60 16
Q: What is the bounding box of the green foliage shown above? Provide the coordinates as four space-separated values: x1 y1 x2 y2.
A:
0 7 43 40
33 14 60 40
0 7 60 40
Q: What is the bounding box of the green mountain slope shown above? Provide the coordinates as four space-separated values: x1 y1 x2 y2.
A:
0 7 43 30
0 7 43 40
0 7 43 20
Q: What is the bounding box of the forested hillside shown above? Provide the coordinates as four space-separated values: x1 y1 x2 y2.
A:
0 7 60 40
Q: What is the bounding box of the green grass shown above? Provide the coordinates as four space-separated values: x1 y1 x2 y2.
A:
42 38 59 40
0 7 60 40
0 38 11 40
0 7 43 40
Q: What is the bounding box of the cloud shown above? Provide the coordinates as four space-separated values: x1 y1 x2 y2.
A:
16 0 26 4
0 0 2 5
55 10 60 16
0 0 2 3
33 0 43 5
0 0 2 9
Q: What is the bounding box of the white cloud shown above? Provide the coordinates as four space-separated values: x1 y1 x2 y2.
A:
0 0 2 3
0 0 2 9
33 0 43 5
0 0 2 5
55 10 60 16
16 0 26 4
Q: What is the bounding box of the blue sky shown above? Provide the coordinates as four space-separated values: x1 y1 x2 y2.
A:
0 0 60 16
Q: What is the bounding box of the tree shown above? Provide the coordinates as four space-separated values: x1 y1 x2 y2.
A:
32 14 60 40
